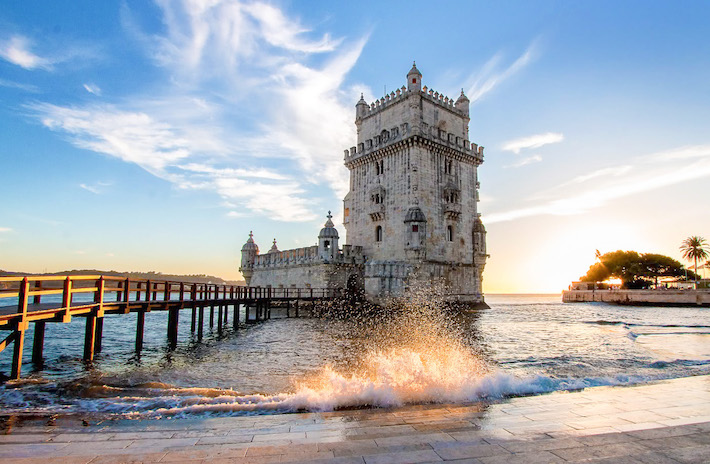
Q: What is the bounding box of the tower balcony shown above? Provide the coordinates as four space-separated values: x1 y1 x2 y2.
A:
369 204 385 221
443 203 461 220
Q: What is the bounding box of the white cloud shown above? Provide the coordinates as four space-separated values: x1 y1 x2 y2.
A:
0 227 11 233
83 83 102 95
0 35 52 70
485 144 710 224
79 182 111 194
0 78 39 92
502 132 564 154
30 0 367 224
79 183 101 194
466 39 539 103
505 154 542 168
30 103 191 176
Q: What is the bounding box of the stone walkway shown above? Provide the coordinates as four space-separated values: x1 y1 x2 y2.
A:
1 375 709 463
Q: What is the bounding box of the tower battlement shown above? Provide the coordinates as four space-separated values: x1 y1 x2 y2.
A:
357 86 469 121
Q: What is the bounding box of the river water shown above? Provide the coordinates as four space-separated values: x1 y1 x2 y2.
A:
1 293 709 419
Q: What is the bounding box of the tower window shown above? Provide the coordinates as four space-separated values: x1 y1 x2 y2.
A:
324 240 330 250
447 225 453 242
375 226 383 242
412 225 418 233
444 159 453 175
374 159 384 175
412 78 417 84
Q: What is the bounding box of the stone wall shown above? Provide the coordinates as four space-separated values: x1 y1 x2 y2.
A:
562 289 710 306
251 262 363 290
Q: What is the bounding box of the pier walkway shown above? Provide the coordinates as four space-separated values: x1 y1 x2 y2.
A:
0 275 342 380
1 375 708 463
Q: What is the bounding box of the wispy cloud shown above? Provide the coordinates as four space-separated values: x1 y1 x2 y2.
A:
466 39 539 103
505 155 542 168
79 181 111 194
0 35 52 70
0 227 11 233
0 77 39 92
28 0 367 223
485 144 710 224
502 132 564 154
83 83 102 95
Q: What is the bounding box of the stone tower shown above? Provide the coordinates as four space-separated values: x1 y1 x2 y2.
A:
239 231 259 286
342 63 487 303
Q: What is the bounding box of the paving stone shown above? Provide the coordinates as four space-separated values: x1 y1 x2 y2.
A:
433 443 510 460
362 449 443 464
374 432 455 447
478 450 567 464
497 436 584 453
550 441 652 461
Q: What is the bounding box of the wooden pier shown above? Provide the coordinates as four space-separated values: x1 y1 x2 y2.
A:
0 275 341 381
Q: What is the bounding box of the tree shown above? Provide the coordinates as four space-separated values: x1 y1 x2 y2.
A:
638 253 685 287
680 236 710 289
580 250 687 289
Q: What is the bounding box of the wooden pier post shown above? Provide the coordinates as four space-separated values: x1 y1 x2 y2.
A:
233 304 239 329
84 277 105 361
197 305 204 341
95 318 104 354
217 305 223 333
84 313 97 361
167 308 179 349
136 310 146 353
210 305 214 328
190 284 197 332
31 282 45 362
11 277 29 379
32 321 45 364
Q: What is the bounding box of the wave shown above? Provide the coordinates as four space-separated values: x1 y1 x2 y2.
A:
0 347 690 419
585 320 710 329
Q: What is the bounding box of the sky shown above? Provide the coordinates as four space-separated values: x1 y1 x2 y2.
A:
1 1 709 293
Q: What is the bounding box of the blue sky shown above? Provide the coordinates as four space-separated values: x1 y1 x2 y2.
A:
1 1 709 292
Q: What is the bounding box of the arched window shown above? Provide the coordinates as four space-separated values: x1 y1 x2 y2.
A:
447 225 453 242
376 226 383 242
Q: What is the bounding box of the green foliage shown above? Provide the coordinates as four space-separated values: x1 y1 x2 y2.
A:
580 250 687 289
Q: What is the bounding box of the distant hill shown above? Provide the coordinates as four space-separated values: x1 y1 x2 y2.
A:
0 269 245 286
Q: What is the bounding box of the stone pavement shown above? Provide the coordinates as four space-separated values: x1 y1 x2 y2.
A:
1 375 709 463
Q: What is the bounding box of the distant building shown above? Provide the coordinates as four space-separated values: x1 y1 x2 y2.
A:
240 63 488 305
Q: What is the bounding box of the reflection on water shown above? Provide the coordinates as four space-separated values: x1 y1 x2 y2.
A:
0 291 709 418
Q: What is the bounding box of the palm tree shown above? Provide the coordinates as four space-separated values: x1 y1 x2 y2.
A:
680 236 710 289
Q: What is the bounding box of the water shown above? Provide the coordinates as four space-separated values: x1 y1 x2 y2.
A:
1 293 709 419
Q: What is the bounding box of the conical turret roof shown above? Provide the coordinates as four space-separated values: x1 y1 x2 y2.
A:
407 61 422 77
241 231 259 252
268 238 279 253
319 211 339 238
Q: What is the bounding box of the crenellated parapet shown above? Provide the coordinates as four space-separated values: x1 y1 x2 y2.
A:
355 86 469 122
344 131 484 168
253 244 365 270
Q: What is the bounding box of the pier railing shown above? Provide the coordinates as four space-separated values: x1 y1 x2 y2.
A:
0 275 341 380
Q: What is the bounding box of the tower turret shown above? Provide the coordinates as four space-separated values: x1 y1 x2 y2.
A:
404 207 427 258
318 211 339 262
268 238 279 254
455 89 470 117
239 231 259 286
356 93 369 120
407 61 422 92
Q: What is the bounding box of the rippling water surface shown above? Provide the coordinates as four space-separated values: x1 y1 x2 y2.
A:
1 293 709 418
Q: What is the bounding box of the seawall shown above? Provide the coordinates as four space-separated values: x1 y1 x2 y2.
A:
562 289 710 307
